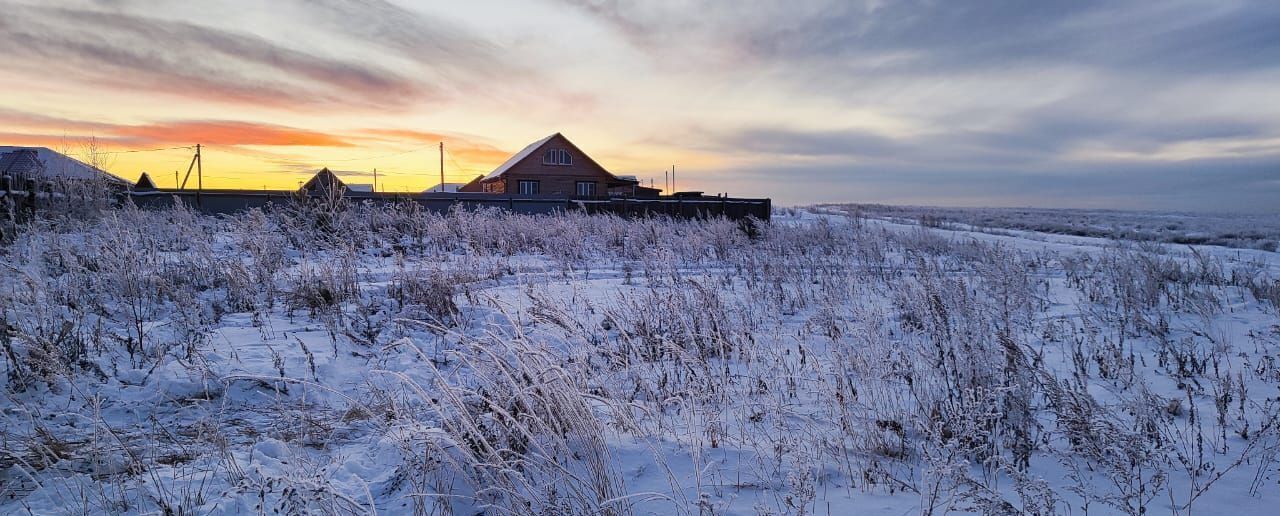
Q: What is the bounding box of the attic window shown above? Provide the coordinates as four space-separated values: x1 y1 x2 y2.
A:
542 148 572 166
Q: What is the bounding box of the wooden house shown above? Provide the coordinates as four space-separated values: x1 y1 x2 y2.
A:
474 133 649 198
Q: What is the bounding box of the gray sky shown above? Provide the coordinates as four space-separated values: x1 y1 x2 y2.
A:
2 0 1278 211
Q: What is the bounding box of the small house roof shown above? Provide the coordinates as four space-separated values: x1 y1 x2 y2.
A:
0 148 44 178
300 167 346 193
134 172 157 190
424 182 470 193
300 168 386 194
0 146 131 185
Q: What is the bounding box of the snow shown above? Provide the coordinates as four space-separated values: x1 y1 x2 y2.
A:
2 204 1279 515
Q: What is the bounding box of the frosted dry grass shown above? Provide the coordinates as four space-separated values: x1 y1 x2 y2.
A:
0 200 1278 514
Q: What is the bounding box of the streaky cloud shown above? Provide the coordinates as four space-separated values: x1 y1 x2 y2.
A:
0 4 432 109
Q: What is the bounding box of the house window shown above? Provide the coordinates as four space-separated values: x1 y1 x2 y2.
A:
575 181 596 197
542 149 572 166
517 180 540 195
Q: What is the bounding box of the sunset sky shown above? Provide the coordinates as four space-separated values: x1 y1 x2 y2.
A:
2 0 1278 211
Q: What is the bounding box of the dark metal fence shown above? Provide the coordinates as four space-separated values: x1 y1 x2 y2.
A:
127 190 771 220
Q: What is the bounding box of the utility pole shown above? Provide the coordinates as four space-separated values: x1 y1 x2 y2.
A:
671 164 676 193
174 170 178 189
439 142 444 193
665 170 669 194
373 168 378 193
195 144 203 209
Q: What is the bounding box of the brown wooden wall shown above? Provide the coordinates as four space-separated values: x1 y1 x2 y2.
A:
482 134 618 197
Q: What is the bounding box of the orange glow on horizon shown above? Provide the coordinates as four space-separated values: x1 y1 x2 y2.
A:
115 121 355 148
3 128 707 194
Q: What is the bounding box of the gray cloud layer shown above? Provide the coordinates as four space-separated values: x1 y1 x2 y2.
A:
722 156 1280 213
566 0 1280 212
0 0 521 109
565 0 1280 76
3 0 1277 211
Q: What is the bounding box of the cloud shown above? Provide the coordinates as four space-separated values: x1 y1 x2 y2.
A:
697 127 904 158
300 0 513 79
0 108 117 134
0 1 521 110
0 108 518 159
563 1 1280 76
699 113 1278 166
0 132 115 148
4 0 1276 210
711 155 1280 213
115 121 353 147
0 6 408 108
564 1 1279 186
355 129 512 164
0 109 352 148
687 119 1280 212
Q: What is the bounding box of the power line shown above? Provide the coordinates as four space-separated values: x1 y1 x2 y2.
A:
97 145 194 155
444 148 482 177
123 142 492 190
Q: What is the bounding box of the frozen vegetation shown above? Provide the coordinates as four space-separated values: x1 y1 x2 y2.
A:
2 198 1280 515
829 204 1280 252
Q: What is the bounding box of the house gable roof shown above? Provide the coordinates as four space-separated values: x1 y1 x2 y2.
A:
482 133 557 181
481 133 632 185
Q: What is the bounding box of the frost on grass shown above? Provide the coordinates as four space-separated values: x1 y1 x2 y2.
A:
1 201 1279 515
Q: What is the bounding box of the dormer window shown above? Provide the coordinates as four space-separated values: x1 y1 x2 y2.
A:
542 148 572 166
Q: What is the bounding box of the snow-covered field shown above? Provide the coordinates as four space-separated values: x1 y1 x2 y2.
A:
827 204 1280 252
2 201 1279 515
